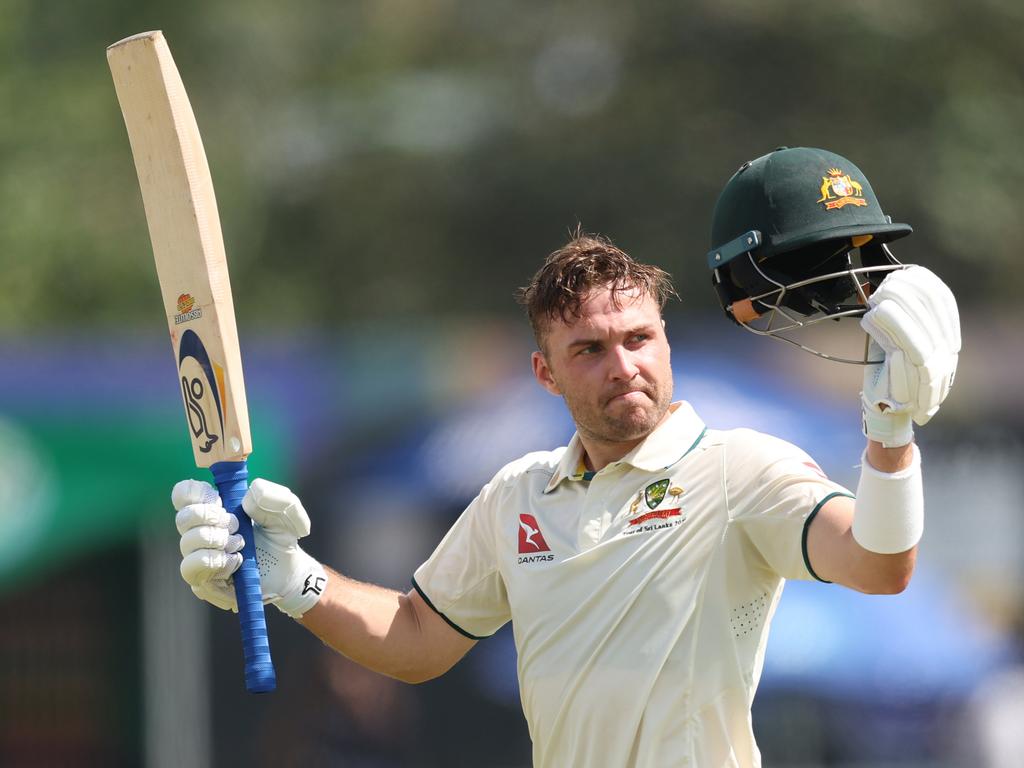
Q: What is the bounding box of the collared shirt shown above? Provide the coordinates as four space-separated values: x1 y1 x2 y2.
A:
413 401 852 767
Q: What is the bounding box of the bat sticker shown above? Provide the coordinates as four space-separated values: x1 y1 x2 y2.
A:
178 328 223 452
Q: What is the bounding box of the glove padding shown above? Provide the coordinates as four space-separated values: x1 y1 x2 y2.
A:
860 266 960 446
173 478 327 618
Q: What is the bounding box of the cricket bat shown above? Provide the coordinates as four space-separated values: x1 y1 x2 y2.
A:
107 31 275 693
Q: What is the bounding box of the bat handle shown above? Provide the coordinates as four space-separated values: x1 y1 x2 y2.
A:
210 460 277 693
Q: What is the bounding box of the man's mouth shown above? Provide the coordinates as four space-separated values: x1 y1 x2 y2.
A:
606 389 649 406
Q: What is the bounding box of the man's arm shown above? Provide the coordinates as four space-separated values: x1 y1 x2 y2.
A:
807 265 959 594
299 568 476 684
174 478 476 685
805 441 917 595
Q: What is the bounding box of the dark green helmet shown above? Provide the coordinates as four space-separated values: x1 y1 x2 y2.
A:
707 147 913 362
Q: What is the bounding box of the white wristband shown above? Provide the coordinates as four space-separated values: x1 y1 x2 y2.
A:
852 445 923 554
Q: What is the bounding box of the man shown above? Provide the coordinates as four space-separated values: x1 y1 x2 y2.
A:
174 149 960 766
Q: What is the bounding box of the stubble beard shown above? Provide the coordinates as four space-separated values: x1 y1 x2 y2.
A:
566 379 673 446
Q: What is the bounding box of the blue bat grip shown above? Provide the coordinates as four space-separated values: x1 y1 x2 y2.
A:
210 460 277 693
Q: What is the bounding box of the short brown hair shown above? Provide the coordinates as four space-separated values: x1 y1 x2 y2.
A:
515 229 677 348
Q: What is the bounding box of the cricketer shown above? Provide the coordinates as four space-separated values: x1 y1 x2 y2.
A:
173 147 960 766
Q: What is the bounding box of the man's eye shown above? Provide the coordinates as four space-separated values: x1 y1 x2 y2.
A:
629 334 648 344
577 344 601 356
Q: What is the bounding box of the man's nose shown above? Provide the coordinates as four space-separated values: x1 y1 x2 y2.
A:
608 345 640 380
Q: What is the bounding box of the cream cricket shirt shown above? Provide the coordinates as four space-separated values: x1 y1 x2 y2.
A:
413 401 852 768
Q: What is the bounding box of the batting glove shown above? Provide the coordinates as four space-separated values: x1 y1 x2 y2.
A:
173 478 328 619
860 265 961 447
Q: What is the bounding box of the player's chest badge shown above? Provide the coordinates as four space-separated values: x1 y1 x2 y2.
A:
629 479 686 514
625 479 687 535
645 479 670 509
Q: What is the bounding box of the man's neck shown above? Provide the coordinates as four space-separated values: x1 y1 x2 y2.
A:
578 402 678 472
579 436 646 474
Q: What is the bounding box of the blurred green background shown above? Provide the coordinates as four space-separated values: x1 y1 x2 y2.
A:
2 1 1023 766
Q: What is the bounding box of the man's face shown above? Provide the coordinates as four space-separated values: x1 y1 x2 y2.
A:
532 286 673 446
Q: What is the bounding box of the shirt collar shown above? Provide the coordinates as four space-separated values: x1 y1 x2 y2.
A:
544 401 706 493
545 433 587 493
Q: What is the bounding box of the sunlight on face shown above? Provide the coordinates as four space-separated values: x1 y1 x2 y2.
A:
533 286 673 446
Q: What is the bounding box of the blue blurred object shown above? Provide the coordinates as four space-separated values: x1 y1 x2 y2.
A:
762 567 1013 700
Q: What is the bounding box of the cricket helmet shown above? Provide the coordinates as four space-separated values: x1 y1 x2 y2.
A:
707 146 913 363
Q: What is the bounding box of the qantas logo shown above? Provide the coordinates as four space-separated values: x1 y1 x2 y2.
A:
518 514 550 553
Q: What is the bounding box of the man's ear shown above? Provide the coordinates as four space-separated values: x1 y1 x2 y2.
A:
532 350 561 395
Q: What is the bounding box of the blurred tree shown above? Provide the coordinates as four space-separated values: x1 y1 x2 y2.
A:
1 0 1021 332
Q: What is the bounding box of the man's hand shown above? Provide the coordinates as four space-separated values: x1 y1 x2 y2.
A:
860 265 961 447
173 478 328 619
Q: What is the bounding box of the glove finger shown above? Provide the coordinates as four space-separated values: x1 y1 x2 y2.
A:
860 310 898 353
181 549 242 585
912 268 960 351
920 350 958 409
175 503 233 536
243 478 312 538
910 355 957 426
899 284 946 359
224 532 245 555
191 582 238 612
871 299 934 362
939 371 952 405
869 268 935 338
947 298 962 353
875 265 936 300
179 525 242 557
867 267 914 311
888 350 917 405
866 269 895 308
864 337 886 366
861 341 888 407
915 373 941 421
877 267 961 357
171 479 220 511
867 300 935 366
900 278 953 363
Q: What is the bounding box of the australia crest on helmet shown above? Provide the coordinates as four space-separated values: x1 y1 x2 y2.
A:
817 168 867 210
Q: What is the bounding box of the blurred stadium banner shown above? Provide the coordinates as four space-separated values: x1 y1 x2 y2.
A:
0 337 302 591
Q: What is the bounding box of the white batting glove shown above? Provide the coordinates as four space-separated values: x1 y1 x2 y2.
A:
173 478 328 619
860 265 960 447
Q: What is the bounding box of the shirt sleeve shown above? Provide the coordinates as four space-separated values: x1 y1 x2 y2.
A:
725 429 854 581
413 479 511 639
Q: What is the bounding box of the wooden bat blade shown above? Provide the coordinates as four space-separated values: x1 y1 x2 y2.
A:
108 30 274 694
107 30 251 469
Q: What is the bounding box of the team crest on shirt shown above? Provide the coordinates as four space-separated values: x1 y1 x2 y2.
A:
630 483 684 514
644 479 670 509
624 480 687 535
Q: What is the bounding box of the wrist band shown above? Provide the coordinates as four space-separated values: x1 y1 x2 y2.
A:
852 445 923 554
